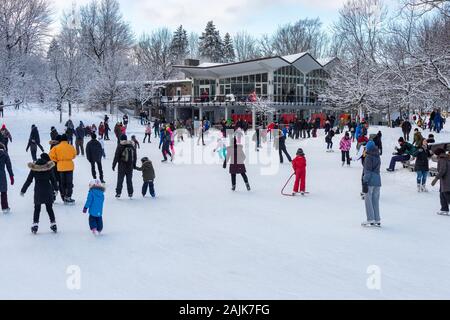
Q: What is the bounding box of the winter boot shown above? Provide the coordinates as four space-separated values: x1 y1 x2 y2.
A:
50 222 57 233
31 223 38 234
417 184 422 193
64 197 75 205
246 183 251 191
92 228 99 236
375 222 381 227
231 185 236 191
115 193 121 198
421 185 428 192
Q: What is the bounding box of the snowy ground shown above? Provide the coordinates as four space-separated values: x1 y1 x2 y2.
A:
1 106 450 300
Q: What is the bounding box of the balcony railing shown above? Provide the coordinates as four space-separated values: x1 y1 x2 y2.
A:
158 95 323 107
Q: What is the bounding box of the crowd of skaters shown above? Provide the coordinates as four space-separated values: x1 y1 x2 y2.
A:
1 107 450 235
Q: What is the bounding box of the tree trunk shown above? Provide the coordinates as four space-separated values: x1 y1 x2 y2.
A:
68 101 72 117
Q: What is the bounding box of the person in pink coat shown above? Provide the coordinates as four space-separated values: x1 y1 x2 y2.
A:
339 132 352 167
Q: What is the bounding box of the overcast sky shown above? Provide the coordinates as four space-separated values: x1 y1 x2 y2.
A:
50 0 398 36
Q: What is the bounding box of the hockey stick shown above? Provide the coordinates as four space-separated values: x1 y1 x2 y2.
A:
281 173 295 196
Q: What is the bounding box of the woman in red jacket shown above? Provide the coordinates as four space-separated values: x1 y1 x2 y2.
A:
292 148 307 195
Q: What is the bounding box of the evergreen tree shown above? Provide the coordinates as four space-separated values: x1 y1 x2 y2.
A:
170 25 189 63
199 21 223 63
222 33 235 63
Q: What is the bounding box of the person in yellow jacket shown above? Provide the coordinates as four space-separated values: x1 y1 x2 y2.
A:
49 134 77 204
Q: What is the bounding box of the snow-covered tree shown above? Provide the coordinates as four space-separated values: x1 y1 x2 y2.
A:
79 0 133 114
0 0 52 102
170 25 189 63
234 32 261 62
198 21 223 62
134 28 176 80
188 32 200 59
222 33 235 63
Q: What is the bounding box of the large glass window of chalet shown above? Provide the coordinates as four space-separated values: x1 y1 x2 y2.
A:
218 73 268 99
274 66 305 103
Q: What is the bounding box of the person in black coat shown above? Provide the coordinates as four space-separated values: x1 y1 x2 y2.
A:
21 153 58 234
112 134 137 198
402 120 412 141
414 140 431 192
0 144 13 213
373 131 383 156
26 125 44 162
75 123 85 156
50 127 59 141
86 133 104 183
223 138 250 191
161 129 173 162
277 130 292 163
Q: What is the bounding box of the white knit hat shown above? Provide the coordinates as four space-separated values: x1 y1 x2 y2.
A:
89 179 103 188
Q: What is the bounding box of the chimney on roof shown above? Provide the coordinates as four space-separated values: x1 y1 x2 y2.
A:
184 59 200 66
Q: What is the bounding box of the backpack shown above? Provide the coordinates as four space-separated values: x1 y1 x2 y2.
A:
121 146 134 164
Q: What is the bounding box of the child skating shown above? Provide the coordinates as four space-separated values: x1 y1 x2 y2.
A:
135 157 156 198
83 179 105 236
292 148 307 196
325 129 335 152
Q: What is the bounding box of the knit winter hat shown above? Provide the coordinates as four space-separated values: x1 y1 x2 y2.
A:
89 179 103 188
40 153 51 162
366 141 376 151
141 157 149 162
398 137 405 143
120 134 127 141
296 148 305 156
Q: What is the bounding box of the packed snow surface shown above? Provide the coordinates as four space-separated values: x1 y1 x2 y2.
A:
1 106 449 299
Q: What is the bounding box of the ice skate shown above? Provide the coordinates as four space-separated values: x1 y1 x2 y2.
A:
417 184 422 193
437 211 450 216
246 183 251 191
50 222 57 233
2 208 10 214
421 185 428 193
64 197 75 205
361 221 376 227
115 193 121 198
31 223 38 234
231 185 236 191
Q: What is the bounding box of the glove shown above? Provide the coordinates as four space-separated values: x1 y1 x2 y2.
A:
83 207 88 214
431 178 439 187
223 162 226 169
10 176 14 185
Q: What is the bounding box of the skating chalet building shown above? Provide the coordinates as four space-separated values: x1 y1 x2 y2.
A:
161 52 338 126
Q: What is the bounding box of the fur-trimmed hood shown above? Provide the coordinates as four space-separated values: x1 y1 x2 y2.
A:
49 140 60 146
90 185 106 192
28 161 55 172
120 140 133 146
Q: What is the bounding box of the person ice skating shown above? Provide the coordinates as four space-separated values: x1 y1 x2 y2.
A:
143 123 152 143
26 125 45 162
112 134 137 198
114 122 122 144
0 100 4 117
0 144 13 213
123 114 129 128
362 141 382 227
86 133 104 183
373 131 383 156
83 179 105 235
75 122 85 156
50 126 59 141
413 129 424 148
21 153 58 234
135 157 156 198
104 121 111 141
325 129 335 152
213 136 227 160
131 135 140 151
339 132 352 166
402 119 412 141
153 118 160 138
434 110 443 134
414 139 431 192
387 137 416 172
292 148 307 196
252 127 261 152
161 127 173 162
431 148 450 215
427 134 436 144
98 122 105 139
0 124 12 152
276 129 292 163
49 134 77 204
224 138 250 191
